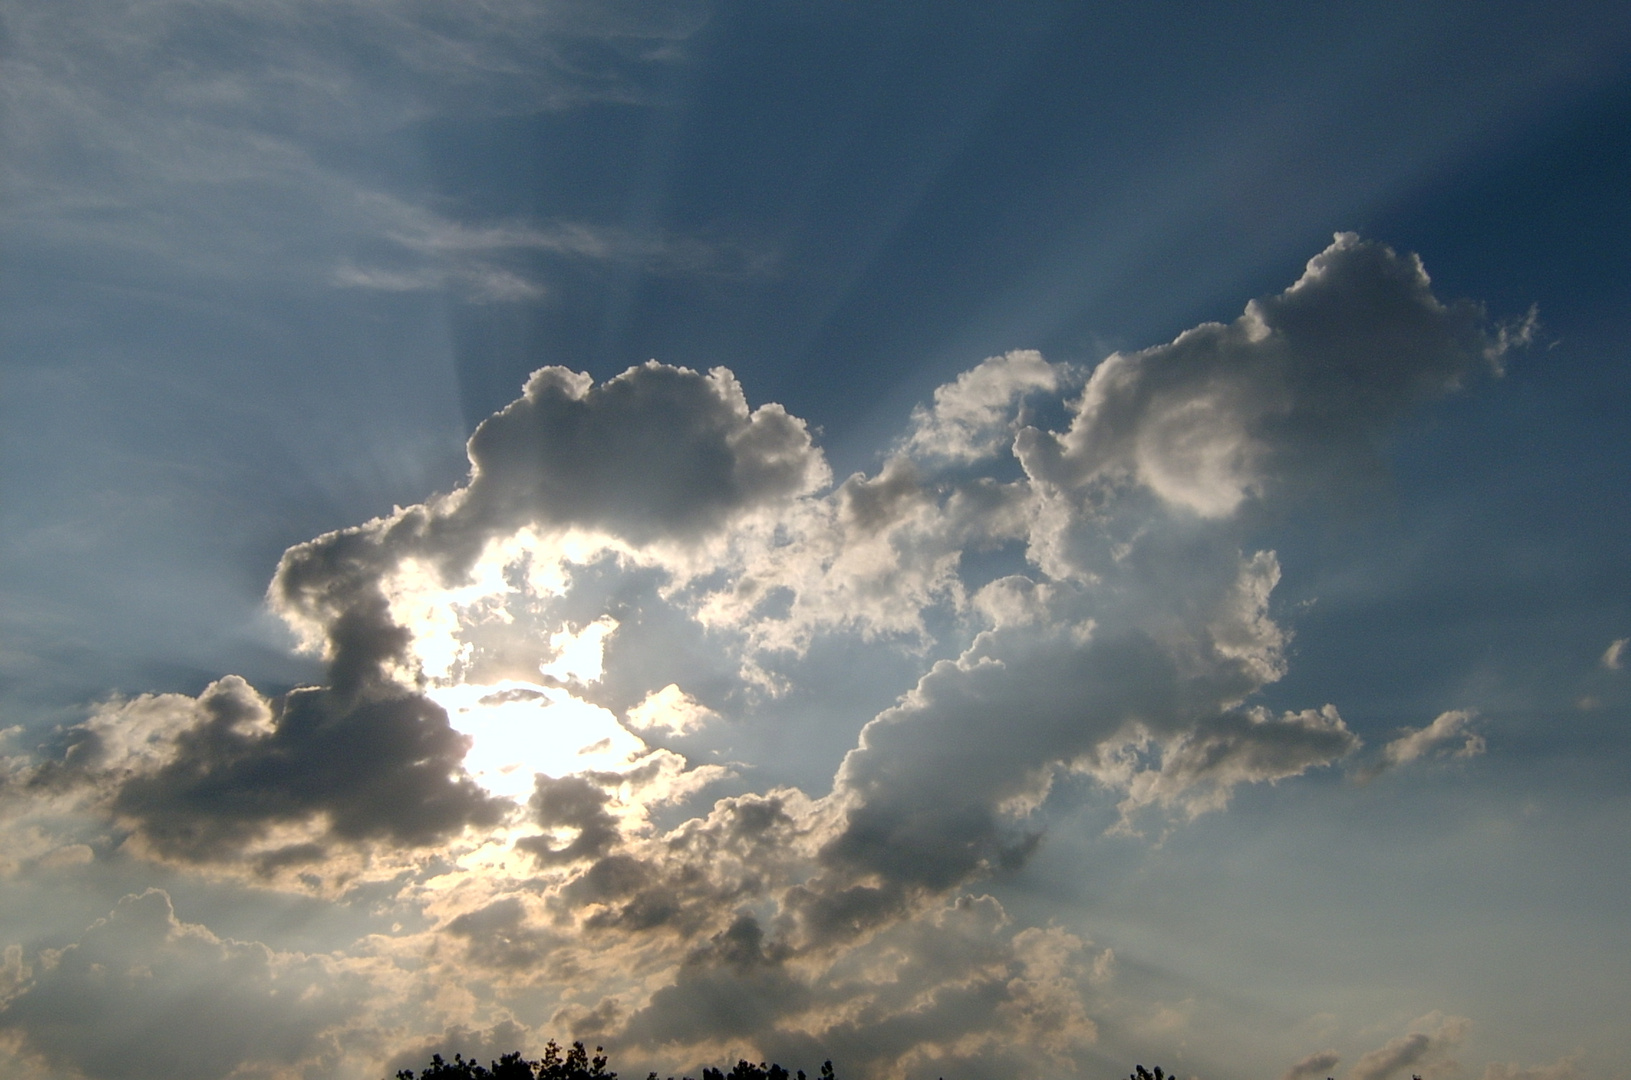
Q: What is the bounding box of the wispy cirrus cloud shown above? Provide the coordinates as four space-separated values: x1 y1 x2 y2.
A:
0 0 747 303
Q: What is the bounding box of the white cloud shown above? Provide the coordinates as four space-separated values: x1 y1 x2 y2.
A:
1361 709 1485 781
905 350 1066 463
627 684 716 736
1016 233 1506 525
1602 637 1626 670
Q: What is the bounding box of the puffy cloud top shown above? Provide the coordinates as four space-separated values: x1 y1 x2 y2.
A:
1019 233 1509 518
462 363 829 544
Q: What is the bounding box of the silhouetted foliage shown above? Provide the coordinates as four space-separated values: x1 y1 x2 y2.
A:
391 1043 837 1080
396 1040 615 1080
397 1042 1170 1080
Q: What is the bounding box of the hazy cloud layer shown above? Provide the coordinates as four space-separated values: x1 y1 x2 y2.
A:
0 236 1533 1079
1283 1049 1343 1080
1347 1014 1470 1080
0 890 364 1080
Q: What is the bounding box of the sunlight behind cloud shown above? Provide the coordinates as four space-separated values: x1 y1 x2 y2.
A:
539 617 618 684
429 681 647 800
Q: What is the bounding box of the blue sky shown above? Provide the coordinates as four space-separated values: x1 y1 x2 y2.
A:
1 4 1628 1080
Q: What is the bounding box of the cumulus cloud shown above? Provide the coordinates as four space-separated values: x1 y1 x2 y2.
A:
271 361 826 653
110 676 508 864
615 894 1102 1080
0 234 1524 1079
1016 232 1505 522
905 350 1065 462
0 890 364 1080
1360 710 1485 782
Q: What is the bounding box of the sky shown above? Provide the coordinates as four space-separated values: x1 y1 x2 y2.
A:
1 3 1629 1080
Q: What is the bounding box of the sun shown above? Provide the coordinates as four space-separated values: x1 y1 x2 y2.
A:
428 679 649 800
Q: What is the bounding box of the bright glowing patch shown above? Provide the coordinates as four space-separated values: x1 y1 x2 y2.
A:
540 617 618 683
430 680 648 800
626 684 714 735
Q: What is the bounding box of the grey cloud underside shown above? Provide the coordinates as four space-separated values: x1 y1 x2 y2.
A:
272 362 825 633
462 364 826 545
0 890 362 1080
110 675 507 863
5 236 1521 1078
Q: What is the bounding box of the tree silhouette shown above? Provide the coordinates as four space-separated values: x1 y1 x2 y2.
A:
396 1041 615 1080
392 1042 837 1080
394 1041 1159 1080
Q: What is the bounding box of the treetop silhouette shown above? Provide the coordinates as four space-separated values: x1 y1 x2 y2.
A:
392 1041 838 1080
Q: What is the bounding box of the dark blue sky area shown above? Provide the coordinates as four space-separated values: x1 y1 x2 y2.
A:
416 4 1629 462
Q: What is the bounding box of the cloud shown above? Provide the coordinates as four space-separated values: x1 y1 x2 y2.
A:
1602 638 1626 670
627 684 715 736
905 350 1066 463
615 895 1102 1080
0 0 736 303
270 361 826 655
0 889 364 1080
105 677 509 866
517 775 624 867
1016 233 1505 521
1479 1056 1581 1080
1283 1050 1342 1080
459 364 827 547
1360 710 1485 782
384 1020 541 1080
1347 1013 1470 1080
0 234 1525 1078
